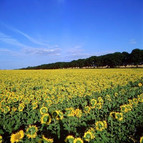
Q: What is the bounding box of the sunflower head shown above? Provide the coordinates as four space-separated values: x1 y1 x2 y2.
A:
42 135 54 143
10 130 24 143
115 112 123 121
41 113 51 125
138 83 142 87
65 135 74 143
40 107 48 115
90 99 97 108
84 131 94 142
74 137 83 143
74 109 82 118
18 103 25 112
3 106 10 114
96 103 102 109
95 121 105 131
32 103 38 110
26 125 38 139
52 110 63 120
110 112 116 118
84 106 91 114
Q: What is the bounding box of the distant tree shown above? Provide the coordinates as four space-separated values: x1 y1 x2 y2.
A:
122 52 130 66
130 49 143 66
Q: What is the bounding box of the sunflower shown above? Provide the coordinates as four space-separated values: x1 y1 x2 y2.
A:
73 137 83 143
26 125 38 139
42 135 54 143
84 106 91 114
133 98 138 106
29 94 35 100
115 112 123 121
3 106 10 114
114 92 118 97
10 130 24 143
95 121 105 131
110 111 116 118
41 113 51 125
0 135 2 143
52 110 63 120
140 136 143 143
65 135 74 143
84 131 94 142
96 103 102 109
74 109 82 118
90 99 97 108
98 97 104 104
32 103 38 110
138 83 142 87
18 103 25 112
40 107 48 115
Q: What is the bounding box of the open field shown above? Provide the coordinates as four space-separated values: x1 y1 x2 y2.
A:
0 69 143 143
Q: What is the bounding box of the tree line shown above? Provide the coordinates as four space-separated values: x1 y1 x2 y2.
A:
23 48 143 69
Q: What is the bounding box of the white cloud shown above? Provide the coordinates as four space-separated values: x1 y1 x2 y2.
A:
0 32 61 56
129 39 136 44
23 47 61 56
0 32 31 48
10 28 51 47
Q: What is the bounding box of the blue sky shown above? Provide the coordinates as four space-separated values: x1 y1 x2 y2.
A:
0 0 142 69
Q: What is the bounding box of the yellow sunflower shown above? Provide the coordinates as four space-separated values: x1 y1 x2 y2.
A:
90 99 97 108
74 109 82 118
84 106 91 114
138 83 142 87
40 107 48 115
42 135 54 143
115 112 123 121
26 125 38 139
18 103 25 112
3 106 10 114
65 135 74 143
84 131 94 142
10 130 24 143
110 111 116 118
41 113 51 125
95 121 105 131
96 103 102 109
32 103 38 110
73 137 83 143
52 110 63 120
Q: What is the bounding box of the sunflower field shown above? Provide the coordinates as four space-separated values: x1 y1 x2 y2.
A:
0 69 143 143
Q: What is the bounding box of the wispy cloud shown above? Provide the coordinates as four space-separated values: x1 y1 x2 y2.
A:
129 39 136 44
0 32 32 48
11 28 51 46
23 47 61 56
1 23 51 47
0 32 61 56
